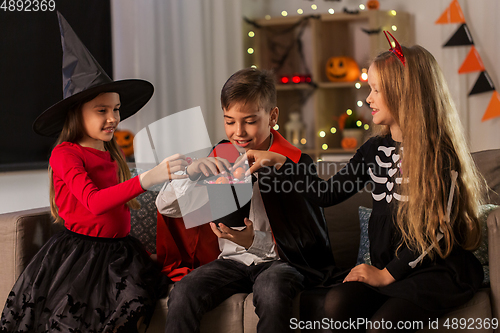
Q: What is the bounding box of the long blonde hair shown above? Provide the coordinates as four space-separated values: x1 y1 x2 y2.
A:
372 45 485 259
49 93 140 224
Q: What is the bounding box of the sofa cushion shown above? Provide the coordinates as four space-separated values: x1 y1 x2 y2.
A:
357 206 372 265
129 168 161 254
146 290 248 333
416 289 492 332
357 205 498 285
472 149 500 205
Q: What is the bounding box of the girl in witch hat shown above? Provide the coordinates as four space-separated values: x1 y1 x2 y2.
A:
240 32 486 331
0 12 187 332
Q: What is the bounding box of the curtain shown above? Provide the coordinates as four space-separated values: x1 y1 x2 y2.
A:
111 0 243 147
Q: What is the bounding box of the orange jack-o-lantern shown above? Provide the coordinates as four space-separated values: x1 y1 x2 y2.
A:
114 129 135 157
325 56 361 82
341 137 358 150
367 0 380 10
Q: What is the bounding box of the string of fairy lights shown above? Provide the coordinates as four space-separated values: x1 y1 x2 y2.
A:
245 3 401 152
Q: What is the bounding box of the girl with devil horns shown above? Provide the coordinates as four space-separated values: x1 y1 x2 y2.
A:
238 32 486 332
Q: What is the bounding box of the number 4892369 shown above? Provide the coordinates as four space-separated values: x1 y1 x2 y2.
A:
1 0 56 12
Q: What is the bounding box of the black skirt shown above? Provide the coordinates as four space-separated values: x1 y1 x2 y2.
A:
1 229 170 333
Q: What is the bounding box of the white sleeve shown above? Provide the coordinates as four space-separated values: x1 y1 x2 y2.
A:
246 230 276 258
155 176 209 218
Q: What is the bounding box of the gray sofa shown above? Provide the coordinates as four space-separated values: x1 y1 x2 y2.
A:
0 149 499 332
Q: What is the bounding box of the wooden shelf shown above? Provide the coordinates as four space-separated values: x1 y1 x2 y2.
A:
276 83 315 91
244 10 413 159
316 81 367 89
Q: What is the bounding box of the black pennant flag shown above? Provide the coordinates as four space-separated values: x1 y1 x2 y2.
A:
469 71 495 96
444 24 474 47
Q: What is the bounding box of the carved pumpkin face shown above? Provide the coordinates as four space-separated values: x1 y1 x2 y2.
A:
341 137 358 149
326 57 361 82
367 0 380 10
114 129 135 157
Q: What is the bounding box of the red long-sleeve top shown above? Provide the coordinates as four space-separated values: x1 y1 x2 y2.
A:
50 142 145 238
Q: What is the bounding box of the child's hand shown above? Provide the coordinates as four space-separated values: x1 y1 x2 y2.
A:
139 153 188 189
210 218 255 249
343 264 395 287
187 157 231 178
233 150 287 176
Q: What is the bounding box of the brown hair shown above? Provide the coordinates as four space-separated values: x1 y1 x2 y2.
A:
371 45 485 259
49 93 140 224
221 68 277 112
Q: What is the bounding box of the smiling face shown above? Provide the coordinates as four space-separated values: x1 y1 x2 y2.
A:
78 92 121 150
366 64 397 129
224 101 278 152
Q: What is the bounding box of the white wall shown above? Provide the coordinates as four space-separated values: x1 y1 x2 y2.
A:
0 170 49 214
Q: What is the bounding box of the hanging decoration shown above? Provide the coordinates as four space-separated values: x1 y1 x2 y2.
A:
458 46 484 74
443 24 473 47
469 72 495 96
343 8 360 15
436 0 500 122
245 15 318 88
361 28 381 35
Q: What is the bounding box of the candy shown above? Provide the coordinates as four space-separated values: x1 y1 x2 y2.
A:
232 167 246 180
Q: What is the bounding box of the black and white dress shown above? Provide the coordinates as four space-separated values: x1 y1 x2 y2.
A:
277 134 483 311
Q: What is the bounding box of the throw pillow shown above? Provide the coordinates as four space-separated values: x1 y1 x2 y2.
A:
129 168 164 254
357 206 372 265
357 204 498 285
473 204 499 266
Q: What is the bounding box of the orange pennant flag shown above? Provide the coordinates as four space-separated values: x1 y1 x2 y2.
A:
482 91 500 122
435 0 466 24
459 46 485 74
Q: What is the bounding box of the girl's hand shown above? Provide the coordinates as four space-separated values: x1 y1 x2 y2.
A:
343 264 395 287
139 153 188 189
209 218 255 249
187 157 231 178
233 150 287 176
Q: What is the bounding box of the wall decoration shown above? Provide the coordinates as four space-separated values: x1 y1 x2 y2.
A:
443 24 473 47
436 0 500 122
469 72 495 96
435 0 465 24
361 28 381 35
458 46 484 74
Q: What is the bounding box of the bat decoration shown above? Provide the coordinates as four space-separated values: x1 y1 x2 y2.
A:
361 28 382 35
343 7 360 14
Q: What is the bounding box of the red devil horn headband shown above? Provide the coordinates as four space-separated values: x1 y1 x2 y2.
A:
384 31 405 66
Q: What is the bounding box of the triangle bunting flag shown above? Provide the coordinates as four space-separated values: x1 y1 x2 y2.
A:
482 91 500 122
458 46 485 74
469 72 495 96
444 24 474 47
435 0 466 24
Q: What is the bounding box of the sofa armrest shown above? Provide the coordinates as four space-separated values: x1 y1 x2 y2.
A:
0 207 59 305
487 207 500 325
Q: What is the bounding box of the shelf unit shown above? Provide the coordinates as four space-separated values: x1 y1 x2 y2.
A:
244 10 412 160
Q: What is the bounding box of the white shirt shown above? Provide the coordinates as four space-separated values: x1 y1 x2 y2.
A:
155 139 278 266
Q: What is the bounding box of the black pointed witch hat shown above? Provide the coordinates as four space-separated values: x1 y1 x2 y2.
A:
33 12 154 137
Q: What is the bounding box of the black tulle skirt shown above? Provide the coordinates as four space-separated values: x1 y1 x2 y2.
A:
0 229 170 333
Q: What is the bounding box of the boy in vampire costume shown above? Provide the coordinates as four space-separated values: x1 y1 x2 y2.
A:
155 68 340 333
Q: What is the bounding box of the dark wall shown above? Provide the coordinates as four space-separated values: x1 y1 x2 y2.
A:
0 0 112 171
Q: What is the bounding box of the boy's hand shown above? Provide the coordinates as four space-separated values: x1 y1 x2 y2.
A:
210 218 255 249
187 157 231 178
343 264 395 287
233 150 287 176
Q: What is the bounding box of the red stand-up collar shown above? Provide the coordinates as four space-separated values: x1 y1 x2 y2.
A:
269 129 302 163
